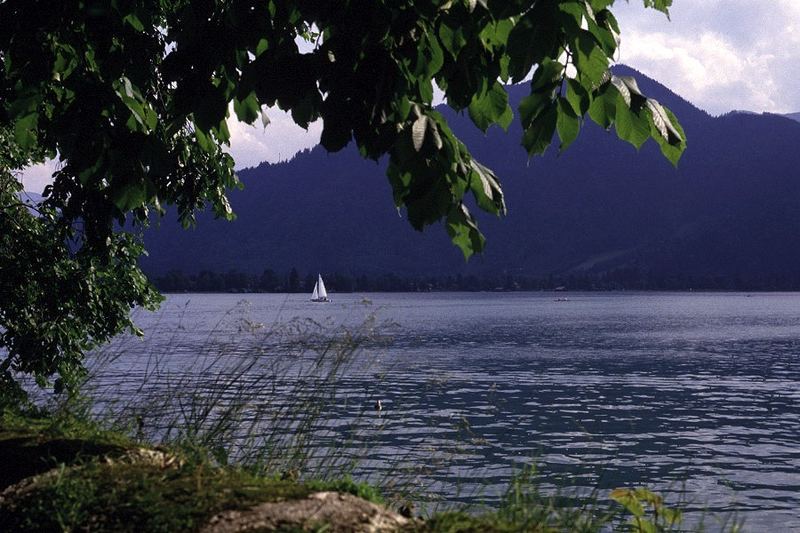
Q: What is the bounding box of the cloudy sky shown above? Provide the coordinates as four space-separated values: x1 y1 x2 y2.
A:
20 1 799 192
614 0 799 115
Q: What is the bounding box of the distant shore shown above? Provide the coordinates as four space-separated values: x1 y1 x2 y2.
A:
149 268 800 294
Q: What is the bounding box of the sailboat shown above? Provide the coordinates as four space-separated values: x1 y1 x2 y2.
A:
310 274 330 302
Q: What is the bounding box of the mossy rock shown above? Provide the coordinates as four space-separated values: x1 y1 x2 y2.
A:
203 491 413 532
0 458 410 532
0 411 410 532
0 410 136 490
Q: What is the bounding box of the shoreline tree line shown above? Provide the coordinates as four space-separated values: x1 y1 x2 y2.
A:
152 268 800 294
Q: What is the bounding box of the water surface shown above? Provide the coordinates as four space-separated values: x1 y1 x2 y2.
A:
95 292 800 530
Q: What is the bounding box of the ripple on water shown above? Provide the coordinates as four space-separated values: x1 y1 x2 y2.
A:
91 292 800 530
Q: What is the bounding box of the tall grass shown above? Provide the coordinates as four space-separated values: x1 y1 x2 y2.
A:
58 301 397 484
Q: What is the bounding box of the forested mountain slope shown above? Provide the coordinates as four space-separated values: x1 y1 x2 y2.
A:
141 67 800 284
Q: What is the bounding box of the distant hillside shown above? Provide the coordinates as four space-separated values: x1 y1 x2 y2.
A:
17 191 44 215
786 112 800 123
141 66 800 287
18 191 43 204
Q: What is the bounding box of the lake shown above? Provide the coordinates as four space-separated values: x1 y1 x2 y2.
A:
90 292 800 530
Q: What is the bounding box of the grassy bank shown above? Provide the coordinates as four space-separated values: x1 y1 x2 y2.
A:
0 406 394 531
0 405 726 532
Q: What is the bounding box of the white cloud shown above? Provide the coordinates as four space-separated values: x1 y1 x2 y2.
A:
224 107 322 169
18 161 58 194
614 0 800 115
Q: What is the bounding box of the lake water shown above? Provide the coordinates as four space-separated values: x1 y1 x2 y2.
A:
92 292 800 530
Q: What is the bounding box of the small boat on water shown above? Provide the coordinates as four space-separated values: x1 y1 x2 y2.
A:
310 274 330 302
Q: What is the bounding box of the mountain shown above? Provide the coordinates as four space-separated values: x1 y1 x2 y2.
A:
18 191 43 204
141 66 800 286
17 191 44 215
734 110 800 125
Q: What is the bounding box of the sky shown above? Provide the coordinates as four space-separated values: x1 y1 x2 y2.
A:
19 1 800 192
613 0 800 115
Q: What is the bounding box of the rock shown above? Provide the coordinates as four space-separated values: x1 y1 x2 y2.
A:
202 491 414 532
0 434 126 490
0 465 65 510
101 446 182 469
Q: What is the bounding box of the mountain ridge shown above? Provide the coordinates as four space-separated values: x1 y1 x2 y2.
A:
140 66 800 284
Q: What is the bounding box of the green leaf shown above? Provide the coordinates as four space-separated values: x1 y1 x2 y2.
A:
585 12 619 55
601 9 621 35
427 117 444 150
614 101 650 149
115 77 157 132
468 82 512 132
469 159 505 215
642 0 673 17
480 18 514 49
446 204 485 259
233 91 260 124
571 31 609 85
616 75 644 98
590 0 615 13
519 59 563 128
194 127 215 153
417 29 444 78
557 2 584 33
123 13 145 32
646 99 682 143
611 76 632 107
7 93 41 119
588 84 617 129
213 118 231 143
418 78 434 104
556 99 580 151
520 92 553 129
193 82 229 134
290 93 320 129
662 106 686 146
521 102 558 156
386 163 413 206
13 113 38 150
112 182 147 211
319 94 354 153
565 79 590 116
438 22 466 59
506 7 559 83
255 38 269 57
647 102 686 166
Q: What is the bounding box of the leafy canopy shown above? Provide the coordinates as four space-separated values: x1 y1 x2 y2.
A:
0 126 162 400
0 0 684 392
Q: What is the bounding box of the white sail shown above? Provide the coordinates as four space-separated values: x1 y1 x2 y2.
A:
311 274 328 301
